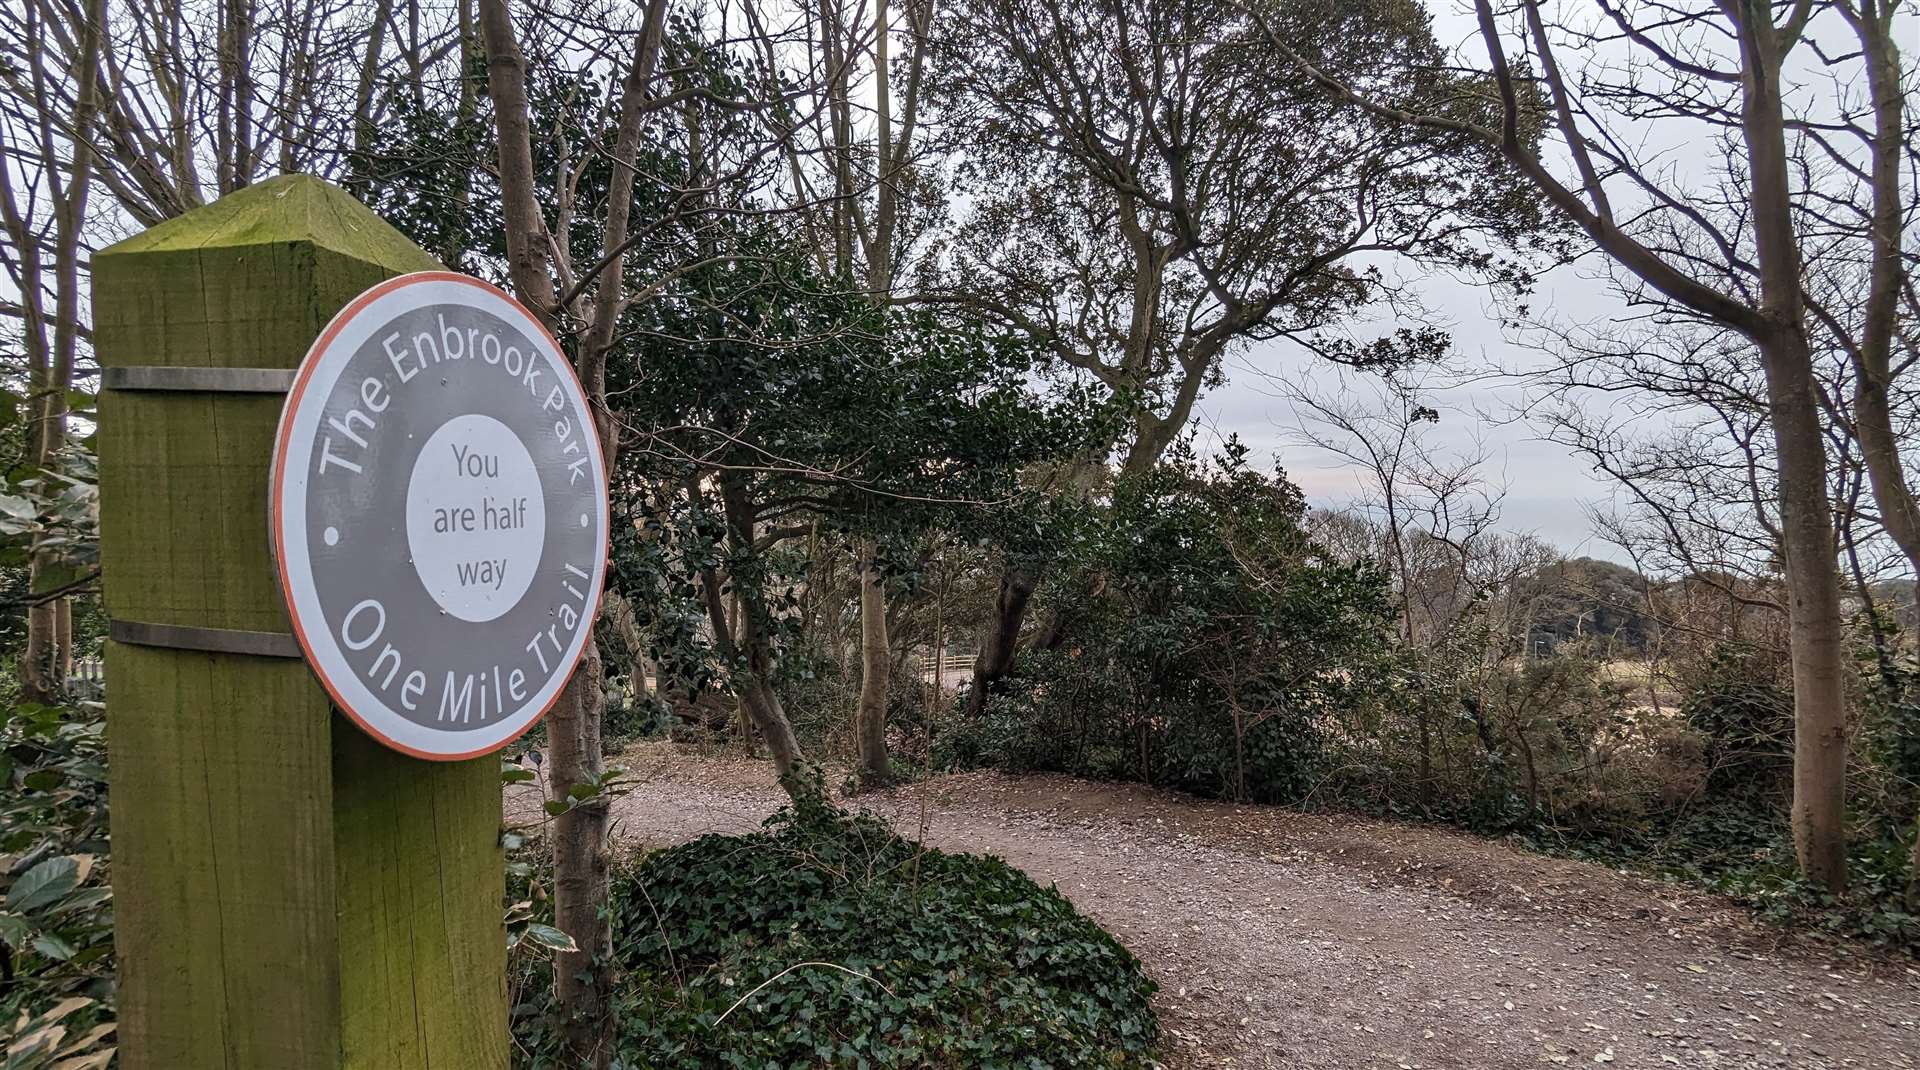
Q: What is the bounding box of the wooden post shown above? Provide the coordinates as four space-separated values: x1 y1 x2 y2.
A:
93 176 509 1069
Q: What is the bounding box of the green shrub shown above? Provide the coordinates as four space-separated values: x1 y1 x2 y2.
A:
1679 644 1793 797
0 700 116 1066
603 793 1159 1069
1521 799 1918 951
774 647 854 754
942 443 1390 805
1858 645 1920 829
602 689 674 746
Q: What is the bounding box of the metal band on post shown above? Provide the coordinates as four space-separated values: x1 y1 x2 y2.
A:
103 366 296 394
109 619 303 659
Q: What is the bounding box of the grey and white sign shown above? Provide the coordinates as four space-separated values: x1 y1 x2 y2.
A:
272 272 609 759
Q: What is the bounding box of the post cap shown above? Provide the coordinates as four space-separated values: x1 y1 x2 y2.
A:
96 174 439 274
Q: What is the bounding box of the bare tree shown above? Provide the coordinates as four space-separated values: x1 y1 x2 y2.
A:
1283 371 1505 796
0 0 104 702
6 0 412 227
1 0 406 698
1249 0 1920 892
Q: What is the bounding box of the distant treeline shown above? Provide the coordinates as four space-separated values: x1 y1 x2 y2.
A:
1517 558 1915 659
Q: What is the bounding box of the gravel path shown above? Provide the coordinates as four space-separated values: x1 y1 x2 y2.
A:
541 742 1920 1070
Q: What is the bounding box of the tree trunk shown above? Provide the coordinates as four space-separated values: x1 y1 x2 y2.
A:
964 559 1038 718
855 546 891 786
1764 329 1850 894
932 576 945 701
1906 815 1919 914
603 591 649 703
544 642 611 1070
1513 722 1540 812
632 654 651 704
1839 1 1918 600
734 698 759 756
1731 8 1849 894
1232 707 1246 803
20 601 61 705
54 599 71 683
708 475 812 798
13 0 103 705
739 673 807 790
475 2 660 1061
1416 709 1432 806
476 0 559 324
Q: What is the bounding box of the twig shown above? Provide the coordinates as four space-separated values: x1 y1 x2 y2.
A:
0 568 100 607
714 961 895 1025
633 876 683 989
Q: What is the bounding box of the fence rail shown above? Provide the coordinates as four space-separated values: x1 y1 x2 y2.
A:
916 653 978 679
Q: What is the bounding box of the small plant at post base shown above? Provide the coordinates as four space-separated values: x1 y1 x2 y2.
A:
0 699 115 1069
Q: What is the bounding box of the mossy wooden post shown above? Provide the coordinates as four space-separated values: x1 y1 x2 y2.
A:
92 175 510 1070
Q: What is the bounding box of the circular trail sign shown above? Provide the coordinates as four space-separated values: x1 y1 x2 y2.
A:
272 272 609 760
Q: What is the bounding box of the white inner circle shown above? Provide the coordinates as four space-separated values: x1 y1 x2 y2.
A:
404 413 546 623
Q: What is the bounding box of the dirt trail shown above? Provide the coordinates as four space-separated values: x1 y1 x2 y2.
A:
566 743 1919 1069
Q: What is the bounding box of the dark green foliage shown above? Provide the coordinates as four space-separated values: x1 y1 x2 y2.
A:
1516 557 1659 656
0 380 103 672
945 442 1394 803
509 791 1161 1068
1859 641 1920 820
1679 644 1793 797
343 79 496 272
766 646 850 747
1521 802 1919 950
594 628 674 745
601 690 675 748
588 795 1159 1069
0 700 115 1063
607 238 1108 711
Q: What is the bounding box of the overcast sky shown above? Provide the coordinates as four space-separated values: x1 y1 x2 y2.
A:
1189 0 1807 568
1190 5 1633 561
1192 254 1644 562
1214 0 1920 573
